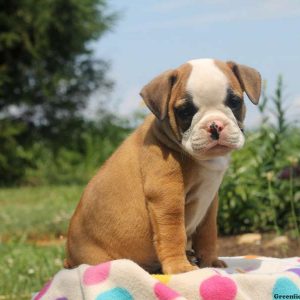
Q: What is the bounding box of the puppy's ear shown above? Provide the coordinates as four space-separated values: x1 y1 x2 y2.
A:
140 69 178 120
227 61 261 105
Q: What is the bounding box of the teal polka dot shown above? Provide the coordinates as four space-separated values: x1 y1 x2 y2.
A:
272 277 300 300
96 287 133 300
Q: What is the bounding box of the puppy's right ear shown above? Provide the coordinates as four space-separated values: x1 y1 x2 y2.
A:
140 69 178 120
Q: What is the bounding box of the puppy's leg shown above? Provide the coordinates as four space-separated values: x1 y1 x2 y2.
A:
141 143 198 274
192 194 227 268
145 166 198 275
147 200 198 274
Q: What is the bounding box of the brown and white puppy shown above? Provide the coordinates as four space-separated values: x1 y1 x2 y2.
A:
65 58 261 274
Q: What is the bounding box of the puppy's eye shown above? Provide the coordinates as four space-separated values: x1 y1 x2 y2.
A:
174 101 198 132
175 102 197 119
226 94 242 110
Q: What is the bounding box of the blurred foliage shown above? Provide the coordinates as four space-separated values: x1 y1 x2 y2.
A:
0 118 34 185
0 0 116 184
219 77 300 236
25 112 132 185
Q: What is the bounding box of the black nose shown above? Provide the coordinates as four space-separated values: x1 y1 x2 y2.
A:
209 122 220 140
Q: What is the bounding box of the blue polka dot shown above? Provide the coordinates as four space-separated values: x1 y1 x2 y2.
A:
96 287 133 300
272 277 300 300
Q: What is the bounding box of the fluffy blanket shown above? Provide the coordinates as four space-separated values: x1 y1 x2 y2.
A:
34 256 300 300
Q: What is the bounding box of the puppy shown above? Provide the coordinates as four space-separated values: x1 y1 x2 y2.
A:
65 58 261 274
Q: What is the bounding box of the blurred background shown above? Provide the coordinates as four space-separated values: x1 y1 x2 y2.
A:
0 0 299 298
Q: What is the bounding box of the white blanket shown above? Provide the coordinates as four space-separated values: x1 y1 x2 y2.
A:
34 256 300 300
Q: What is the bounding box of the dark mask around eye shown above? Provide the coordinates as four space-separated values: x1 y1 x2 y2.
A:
225 90 242 110
174 96 198 133
225 89 244 125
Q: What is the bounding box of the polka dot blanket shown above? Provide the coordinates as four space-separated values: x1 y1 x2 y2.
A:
33 256 300 300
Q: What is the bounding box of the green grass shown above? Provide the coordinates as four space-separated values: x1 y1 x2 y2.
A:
0 243 64 299
0 185 82 241
0 185 83 299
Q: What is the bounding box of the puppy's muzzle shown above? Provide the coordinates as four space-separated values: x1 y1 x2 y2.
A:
190 116 244 152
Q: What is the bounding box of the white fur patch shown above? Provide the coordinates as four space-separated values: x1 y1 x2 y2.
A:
186 59 229 108
185 157 229 240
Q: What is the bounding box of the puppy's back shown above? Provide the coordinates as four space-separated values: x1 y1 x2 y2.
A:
65 116 159 268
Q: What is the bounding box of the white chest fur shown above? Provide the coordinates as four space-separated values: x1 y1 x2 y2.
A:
184 156 230 238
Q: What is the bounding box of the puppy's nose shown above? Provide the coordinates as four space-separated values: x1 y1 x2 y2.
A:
208 120 224 133
208 120 224 140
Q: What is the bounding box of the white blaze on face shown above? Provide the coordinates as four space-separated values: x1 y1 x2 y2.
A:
186 59 228 108
181 58 245 159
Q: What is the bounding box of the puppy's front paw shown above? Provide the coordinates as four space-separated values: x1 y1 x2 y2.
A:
163 258 199 274
198 257 227 268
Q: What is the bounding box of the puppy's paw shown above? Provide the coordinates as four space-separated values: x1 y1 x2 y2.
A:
163 260 199 274
211 258 227 268
198 257 227 268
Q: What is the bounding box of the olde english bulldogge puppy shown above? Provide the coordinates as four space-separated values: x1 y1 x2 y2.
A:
65 58 261 274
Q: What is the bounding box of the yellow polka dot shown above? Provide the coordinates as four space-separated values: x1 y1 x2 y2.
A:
152 274 172 284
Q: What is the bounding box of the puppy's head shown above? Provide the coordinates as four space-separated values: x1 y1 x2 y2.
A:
140 59 261 159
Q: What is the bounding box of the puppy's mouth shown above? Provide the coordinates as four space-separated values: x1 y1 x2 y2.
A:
190 129 244 153
192 140 238 153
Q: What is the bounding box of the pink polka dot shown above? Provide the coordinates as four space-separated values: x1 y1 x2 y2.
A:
154 282 180 300
34 280 52 300
200 275 237 300
83 262 111 285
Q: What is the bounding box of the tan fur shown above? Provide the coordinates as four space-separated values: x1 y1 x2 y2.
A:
215 60 244 98
140 69 178 120
66 116 199 273
168 63 193 140
66 59 261 274
227 61 261 104
215 60 246 125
